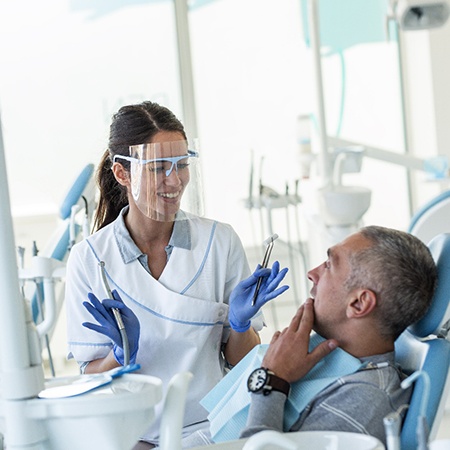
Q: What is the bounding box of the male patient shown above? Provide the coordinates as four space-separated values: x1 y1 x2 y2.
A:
241 225 437 445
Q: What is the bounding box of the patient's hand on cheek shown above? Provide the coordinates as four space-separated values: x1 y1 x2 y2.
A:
262 299 339 383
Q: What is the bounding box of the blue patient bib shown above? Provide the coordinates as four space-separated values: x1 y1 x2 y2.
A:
200 334 364 442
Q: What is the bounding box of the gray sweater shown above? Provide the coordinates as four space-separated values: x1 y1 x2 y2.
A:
240 352 411 447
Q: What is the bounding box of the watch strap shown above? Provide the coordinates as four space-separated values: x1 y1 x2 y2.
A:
266 370 290 396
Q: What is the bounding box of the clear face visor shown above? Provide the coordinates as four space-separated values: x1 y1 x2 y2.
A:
114 140 204 222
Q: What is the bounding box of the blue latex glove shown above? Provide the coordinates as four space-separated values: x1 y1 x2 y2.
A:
229 261 289 332
83 290 140 365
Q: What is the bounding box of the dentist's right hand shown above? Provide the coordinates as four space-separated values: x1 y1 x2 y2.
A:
82 290 140 365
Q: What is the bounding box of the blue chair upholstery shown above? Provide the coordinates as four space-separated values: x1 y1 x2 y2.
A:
395 233 450 450
59 163 95 220
408 190 450 244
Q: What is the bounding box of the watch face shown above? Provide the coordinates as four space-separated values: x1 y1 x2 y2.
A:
247 368 267 392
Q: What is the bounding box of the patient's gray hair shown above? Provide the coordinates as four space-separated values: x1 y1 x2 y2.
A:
345 226 437 340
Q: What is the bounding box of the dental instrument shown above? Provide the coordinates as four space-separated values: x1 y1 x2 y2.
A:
81 194 90 238
252 234 279 306
17 246 25 270
69 196 91 250
34 280 56 377
38 364 140 399
32 240 39 256
69 204 80 250
98 261 130 367
284 182 301 304
293 179 310 301
244 156 309 321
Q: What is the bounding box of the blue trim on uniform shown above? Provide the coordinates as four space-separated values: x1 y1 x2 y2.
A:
181 221 217 295
120 295 225 328
68 341 112 348
86 236 226 327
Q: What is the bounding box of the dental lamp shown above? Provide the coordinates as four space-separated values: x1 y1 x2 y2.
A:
394 0 450 30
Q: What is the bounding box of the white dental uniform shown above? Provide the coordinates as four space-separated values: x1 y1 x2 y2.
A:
65 208 263 444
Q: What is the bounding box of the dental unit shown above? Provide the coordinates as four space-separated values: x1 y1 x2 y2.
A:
0 117 162 450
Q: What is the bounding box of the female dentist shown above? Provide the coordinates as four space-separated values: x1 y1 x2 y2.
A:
65 101 289 449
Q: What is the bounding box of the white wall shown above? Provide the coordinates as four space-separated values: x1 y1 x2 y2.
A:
2 0 450 362
1 0 182 226
188 0 413 270
3 0 447 250
402 21 450 209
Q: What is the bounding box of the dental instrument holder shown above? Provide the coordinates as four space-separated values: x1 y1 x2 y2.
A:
383 406 409 450
98 261 130 367
384 413 401 450
252 234 278 306
401 370 431 450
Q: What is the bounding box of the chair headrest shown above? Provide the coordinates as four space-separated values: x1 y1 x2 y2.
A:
409 233 450 338
408 190 450 233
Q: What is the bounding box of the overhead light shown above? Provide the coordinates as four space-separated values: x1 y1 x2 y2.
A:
395 0 450 30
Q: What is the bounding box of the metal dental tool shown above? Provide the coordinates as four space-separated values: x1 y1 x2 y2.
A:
252 233 279 306
99 261 130 366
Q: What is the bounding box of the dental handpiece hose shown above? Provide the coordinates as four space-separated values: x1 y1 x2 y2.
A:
99 261 130 366
252 234 279 306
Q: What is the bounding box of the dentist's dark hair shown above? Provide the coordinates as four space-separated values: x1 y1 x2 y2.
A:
93 101 187 231
345 226 437 340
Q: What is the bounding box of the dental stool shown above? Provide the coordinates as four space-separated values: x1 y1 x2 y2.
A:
395 233 450 450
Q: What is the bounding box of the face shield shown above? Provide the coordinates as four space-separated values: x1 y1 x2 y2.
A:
114 140 204 222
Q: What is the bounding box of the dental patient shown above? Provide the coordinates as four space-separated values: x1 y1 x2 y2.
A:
241 226 437 446
193 226 437 448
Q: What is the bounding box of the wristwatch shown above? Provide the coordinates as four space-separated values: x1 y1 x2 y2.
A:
247 367 290 396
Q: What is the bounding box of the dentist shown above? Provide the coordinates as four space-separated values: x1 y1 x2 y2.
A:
65 101 289 449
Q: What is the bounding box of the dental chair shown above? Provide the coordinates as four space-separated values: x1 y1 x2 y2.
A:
408 190 450 244
30 162 95 322
395 232 450 450
21 163 96 373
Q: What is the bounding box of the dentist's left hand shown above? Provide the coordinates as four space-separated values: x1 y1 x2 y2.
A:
229 261 289 332
83 290 140 365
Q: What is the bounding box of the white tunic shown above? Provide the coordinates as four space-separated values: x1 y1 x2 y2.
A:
65 212 263 442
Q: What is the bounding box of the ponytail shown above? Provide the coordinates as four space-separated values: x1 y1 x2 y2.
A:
93 150 128 231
